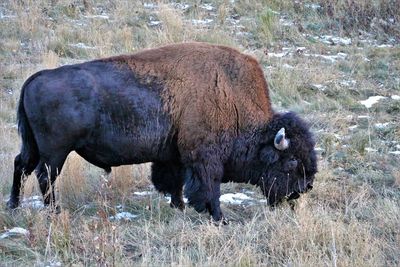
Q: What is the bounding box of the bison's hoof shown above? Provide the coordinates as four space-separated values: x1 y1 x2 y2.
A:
54 205 61 214
47 204 61 214
220 217 229 225
170 200 185 210
6 199 19 210
190 202 207 213
211 216 229 226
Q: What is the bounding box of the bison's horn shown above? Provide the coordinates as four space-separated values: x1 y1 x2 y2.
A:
274 127 289 150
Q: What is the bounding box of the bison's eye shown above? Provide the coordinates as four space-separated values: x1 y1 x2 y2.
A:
284 158 298 171
260 146 279 164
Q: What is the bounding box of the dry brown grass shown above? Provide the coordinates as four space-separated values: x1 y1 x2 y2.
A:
0 0 399 266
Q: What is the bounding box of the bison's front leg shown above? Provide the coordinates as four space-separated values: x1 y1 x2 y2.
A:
184 158 224 222
151 161 185 210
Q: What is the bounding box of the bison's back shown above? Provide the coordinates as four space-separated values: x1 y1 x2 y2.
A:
107 42 273 151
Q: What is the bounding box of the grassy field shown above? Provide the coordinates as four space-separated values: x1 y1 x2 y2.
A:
0 0 399 266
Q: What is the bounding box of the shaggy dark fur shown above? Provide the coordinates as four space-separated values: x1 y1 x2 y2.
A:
8 42 317 221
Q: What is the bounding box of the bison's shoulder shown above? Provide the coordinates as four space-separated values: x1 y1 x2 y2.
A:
96 43 273 148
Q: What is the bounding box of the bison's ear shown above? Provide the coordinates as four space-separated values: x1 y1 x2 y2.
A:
259 146 279 164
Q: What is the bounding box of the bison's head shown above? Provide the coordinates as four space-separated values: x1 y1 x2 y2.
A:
258 112 317 205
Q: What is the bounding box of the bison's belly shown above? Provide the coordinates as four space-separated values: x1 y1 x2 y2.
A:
81 114 178 166
87 72 178 165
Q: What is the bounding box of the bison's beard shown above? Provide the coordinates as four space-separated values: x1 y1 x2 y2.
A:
258 172 314 206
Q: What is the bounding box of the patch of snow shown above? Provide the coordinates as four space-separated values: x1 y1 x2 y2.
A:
357 115 370 119
45 261 62 267
266 47 306 58
326 52 348 61
375 122 391 129
303 52 347 63
84 15 109 20
134 191 153 196
0 14 16 19
282 64 294 69
241 190 255 195
226 17 241 26
279 18 294 26
165 196 188 204
334 134 342 140
0 10 16 20
220 193 253 205
270 10 280 15
200 3 214 11
191 19 213 25
376 44 393 48
2 123 18 129
360 96 386 108
318 35 352 46
149 20 161 26
339 80 357 87
267 52 287 58
349 125 358 130
109 212 138 221
389 151 400 155
296 47 306 52
21 196 44 209
69 19 86 27
174 3 190 10
305 3 321 9
365 147 377 153
69 43 97 50
235 31 252 37
312 84 326 91
314 147 324 152
0 227 29 239
144 3 157 9
391 95 400 100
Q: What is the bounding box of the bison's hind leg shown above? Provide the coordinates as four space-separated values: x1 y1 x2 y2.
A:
35 154 68 210
151 162 185 210
7 153 39 209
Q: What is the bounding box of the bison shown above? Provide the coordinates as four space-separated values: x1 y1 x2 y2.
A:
8 42 317 221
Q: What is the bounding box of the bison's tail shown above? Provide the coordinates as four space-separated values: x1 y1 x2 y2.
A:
17 72 41 165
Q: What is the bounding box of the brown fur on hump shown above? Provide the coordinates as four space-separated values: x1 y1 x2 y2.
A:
106 42 273 150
